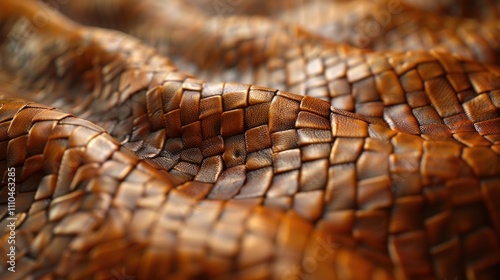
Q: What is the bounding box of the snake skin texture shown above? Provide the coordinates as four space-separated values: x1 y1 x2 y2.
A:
0 0 500 279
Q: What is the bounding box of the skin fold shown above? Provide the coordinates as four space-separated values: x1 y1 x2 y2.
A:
0 0 499 279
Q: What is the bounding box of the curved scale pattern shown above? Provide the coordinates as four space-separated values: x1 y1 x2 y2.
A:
0 0 499 279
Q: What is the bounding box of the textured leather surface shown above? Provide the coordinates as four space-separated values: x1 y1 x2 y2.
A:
0 0 499 279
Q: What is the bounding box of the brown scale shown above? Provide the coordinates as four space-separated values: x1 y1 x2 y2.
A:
0 0 499 279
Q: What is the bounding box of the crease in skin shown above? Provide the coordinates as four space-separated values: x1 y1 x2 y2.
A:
0 0 499 279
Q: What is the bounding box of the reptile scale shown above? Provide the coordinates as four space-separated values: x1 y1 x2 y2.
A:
0 0 500 279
